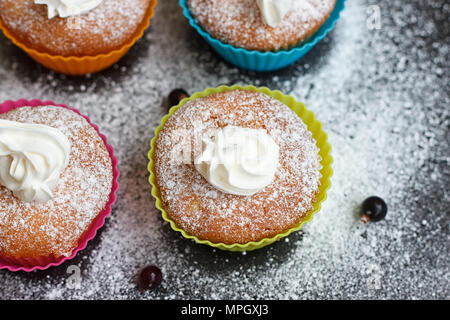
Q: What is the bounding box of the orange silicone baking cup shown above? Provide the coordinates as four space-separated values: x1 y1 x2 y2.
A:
0 0 157 75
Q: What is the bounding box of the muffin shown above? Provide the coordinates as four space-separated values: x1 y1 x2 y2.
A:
0 0 157 74
150 87 331 249
187 0 336 51
0 103 117 270
180 0 345 71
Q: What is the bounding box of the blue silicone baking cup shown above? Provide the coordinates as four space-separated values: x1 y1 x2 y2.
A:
180 0 346 72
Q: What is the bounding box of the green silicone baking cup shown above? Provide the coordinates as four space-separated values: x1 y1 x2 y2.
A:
147 85 333 251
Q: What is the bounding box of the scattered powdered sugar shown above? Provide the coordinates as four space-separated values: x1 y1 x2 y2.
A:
0 0 152 55
187 0 336 50
154 90 322 244
0 106 113 258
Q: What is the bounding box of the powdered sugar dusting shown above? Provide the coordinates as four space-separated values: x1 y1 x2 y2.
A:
0 106 113 258
187 0 336 50
154 90 322 244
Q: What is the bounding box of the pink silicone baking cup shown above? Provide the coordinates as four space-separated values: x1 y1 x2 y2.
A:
0 99 120 272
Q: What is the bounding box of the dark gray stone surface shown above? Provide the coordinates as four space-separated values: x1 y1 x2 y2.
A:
0 0 448 299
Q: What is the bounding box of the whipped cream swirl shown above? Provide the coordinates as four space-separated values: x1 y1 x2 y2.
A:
35 0 103 19
0 119 71 203
195 126 279 196
256 0 293 27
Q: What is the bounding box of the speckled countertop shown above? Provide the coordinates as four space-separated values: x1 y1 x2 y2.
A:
0 0 448 300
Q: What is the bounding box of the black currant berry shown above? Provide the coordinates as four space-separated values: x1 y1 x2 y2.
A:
360 196 387 224
138 265 162 292
168 88 189 107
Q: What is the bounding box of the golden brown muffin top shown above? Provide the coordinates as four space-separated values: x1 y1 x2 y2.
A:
154 90 322 244
187 0 336 51
0 106 113 258
0 0 152 56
